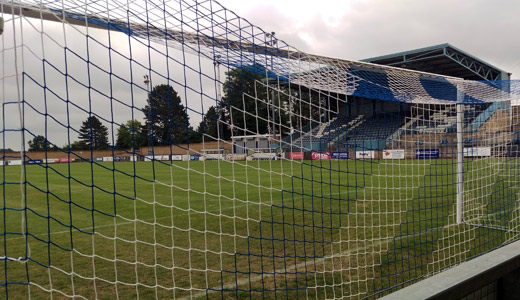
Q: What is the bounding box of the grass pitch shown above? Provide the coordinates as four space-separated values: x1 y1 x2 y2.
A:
0 158 518 299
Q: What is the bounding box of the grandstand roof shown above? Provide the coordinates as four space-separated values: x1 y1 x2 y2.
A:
362 43 511 81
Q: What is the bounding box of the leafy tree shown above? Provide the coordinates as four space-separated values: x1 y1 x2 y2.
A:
142 84 190 145
187 126 202 144
59 141 83 152
287 88 322 132
28 135 48 152
116 120 146 150
197 106 220 141
69 141 84 151
78 116 110 150
220 65 290 138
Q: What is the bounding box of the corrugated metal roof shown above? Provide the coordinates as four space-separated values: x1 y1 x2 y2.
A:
362 43 510 81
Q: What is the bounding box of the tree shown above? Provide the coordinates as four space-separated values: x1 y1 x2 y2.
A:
116 120 146 150
220 65 290 138
78 116 110 150
142 84 190 145
197 106 220 141
187 126 202 144
287 88 322 132
69 141 84 151
28 135 48 152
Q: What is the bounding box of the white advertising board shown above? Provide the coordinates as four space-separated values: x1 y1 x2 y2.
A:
103 156 113 162
204 154 224 160
145 155 171 161
356 151 375 159
8 160 22 166
0 161 4 166
228 154 246 161
171 155 183 161
247 153 277 161
182 155 190 161
130 156 138 162
464 147 491 157
382 149 405 160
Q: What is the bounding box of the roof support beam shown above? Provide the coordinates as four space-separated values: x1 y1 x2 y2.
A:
444 47 500 81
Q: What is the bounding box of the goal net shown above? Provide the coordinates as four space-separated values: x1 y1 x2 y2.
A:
1 0 520 299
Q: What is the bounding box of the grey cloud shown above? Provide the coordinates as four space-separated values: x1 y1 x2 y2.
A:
232 0 520 78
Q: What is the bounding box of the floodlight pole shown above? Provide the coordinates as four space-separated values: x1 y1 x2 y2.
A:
456 89 464 225
267 32 277 146
144 75 151 149
214 55 223 140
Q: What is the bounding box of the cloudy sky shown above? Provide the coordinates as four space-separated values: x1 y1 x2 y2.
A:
218 0 520 79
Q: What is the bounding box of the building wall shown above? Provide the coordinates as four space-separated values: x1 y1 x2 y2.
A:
5 140 233 161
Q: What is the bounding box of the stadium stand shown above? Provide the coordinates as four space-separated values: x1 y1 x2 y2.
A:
345 113 405 150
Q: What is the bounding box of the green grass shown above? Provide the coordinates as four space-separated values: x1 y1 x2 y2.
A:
0 158 519 299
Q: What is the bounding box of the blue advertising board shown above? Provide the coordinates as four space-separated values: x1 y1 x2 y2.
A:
28 159 42 165
331 152 349 160
190 155 200 161
95 157 103 162
416 149 440 159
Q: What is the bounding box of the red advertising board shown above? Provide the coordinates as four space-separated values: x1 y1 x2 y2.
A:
289 152 304 160
58 158 72 163
311 152 330 160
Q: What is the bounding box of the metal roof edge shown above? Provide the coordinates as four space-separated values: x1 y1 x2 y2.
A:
360 43 451 63
361 43 510 78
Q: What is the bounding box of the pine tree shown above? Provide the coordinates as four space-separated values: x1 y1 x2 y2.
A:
28 135 48 152
142 84 190 145
78 116 110 150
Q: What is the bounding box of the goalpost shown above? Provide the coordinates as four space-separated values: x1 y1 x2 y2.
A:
1 0 520 299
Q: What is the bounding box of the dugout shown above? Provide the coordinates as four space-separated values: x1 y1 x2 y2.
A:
232 134 280 155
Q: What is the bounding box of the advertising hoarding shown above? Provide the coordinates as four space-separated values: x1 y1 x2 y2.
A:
356 151 374 159
464 147 491 157
382 149 405 160
416 149 440 159
331 152 349 160
290 152 304 160
311 152 330 160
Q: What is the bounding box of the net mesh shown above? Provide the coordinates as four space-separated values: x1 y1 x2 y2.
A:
1 0 520 299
